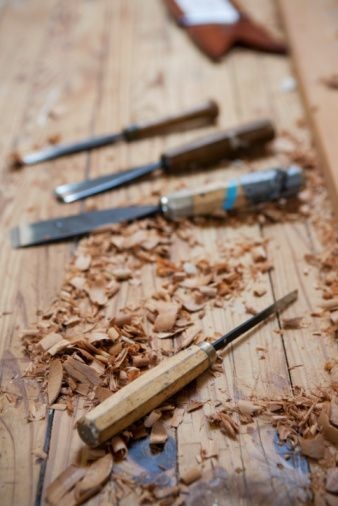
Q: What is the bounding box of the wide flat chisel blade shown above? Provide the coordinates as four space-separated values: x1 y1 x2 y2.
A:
11 205 160 247
22 132 124 165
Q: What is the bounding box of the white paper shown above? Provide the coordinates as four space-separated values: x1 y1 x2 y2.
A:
177 0 240 25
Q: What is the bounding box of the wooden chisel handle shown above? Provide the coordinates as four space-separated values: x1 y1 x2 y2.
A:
160 166 304 219
161 118 275 171
77 342 216 447
123 100 219 141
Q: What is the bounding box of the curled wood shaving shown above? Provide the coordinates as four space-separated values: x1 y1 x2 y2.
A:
111 436 128 459
149 420 168 445
144 410 162 428
47 359 63 404
40 333 70 356
169 407 185 428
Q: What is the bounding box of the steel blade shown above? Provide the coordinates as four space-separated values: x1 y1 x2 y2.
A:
54 161 161 203
212 290 298 350
22 132 124 165
11 204 160 247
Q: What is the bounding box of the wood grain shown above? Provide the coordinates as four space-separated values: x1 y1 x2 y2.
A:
278 0 338 218
0 1 334 505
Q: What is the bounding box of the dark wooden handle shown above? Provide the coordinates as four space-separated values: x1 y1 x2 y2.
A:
161 118 275 171
123 100 219 141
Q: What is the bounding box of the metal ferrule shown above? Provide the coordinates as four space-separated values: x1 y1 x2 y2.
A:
160 192 194 219
198 342 217 364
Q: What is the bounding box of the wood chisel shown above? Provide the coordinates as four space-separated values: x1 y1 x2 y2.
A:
77 289 298 447
54 118 275 203
10 165 304 248
14 100 219 166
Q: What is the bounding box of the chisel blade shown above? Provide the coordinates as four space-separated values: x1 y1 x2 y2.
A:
22 132 124 165
11 205 160 247
54 161 161 203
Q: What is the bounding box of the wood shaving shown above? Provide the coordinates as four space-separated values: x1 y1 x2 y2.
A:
153 302 180 332
74 454 113 504
282 317 303 329
144 410 162 428
299 434 325 460
149 420 168 445
186 400 204 412
252 283 267 297
180 466 202 485
47 359 63 404
321 74 338 90
169 407 185 428
111 436 128 459
326 468 338 494
75 254 92 272
45 465 87 505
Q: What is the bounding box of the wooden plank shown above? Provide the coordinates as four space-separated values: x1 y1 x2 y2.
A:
0 0 336 504
278 0 338 218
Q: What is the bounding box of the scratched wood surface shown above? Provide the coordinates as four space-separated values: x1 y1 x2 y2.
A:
0 1 335 505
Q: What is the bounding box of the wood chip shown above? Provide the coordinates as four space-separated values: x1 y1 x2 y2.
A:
153 302 179 332
321 298 338 311
330 311 338 326
237 400 261 416
47 359 63 404
75 254 91 271
74 454 113 504
144 410 162 428
186 400 204 412
180 466 202 485
169 407 185 428
299 434 325 459
149 420 168 445
282 317 303 329
40 333 70 356
88 286 108 306
63 357 101 385
326 468 338 494
253 283 267 297
45 465 87 505
319 411 338 445
251 246 267 262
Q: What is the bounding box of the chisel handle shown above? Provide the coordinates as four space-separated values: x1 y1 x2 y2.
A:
162 118 275 171
123 100 219 141
160 166 304 219
77 343 216 447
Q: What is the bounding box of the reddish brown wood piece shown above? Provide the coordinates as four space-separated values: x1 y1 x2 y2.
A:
164 0 287 60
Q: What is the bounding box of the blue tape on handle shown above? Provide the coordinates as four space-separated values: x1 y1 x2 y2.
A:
223 181 237 210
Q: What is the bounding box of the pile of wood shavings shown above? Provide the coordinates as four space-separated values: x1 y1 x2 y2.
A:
20 134 338 505
22 216 272 417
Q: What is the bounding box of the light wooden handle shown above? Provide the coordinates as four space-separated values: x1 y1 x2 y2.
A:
123 100 219 141
160 166 304 219
77 343 216 447
161 118 275 172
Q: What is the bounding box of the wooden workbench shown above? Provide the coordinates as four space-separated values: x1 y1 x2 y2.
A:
0 1 336 505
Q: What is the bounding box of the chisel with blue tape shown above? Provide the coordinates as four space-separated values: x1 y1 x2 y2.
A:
11 165 304 248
